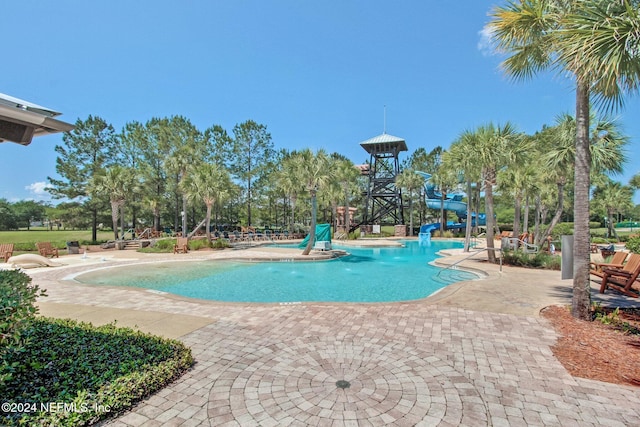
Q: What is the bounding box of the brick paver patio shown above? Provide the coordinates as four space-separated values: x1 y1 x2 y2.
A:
20 247 640 426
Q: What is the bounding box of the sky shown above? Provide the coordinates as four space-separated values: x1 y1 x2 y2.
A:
2 0 639 204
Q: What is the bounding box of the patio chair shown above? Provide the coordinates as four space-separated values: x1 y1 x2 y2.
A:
600 244 616 259
173 237 189 254
1 243 14 262
36 242 59 258
589 251 628 279
599 253 640 298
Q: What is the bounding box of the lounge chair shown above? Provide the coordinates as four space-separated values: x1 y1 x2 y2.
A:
600 244 616 259
599 253 640 298
1 243 14 262
36 242 59 258
589 251 628 278
173 237 189 254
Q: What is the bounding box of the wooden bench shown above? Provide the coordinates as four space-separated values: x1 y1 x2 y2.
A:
0 243 14 262
36 242 59 258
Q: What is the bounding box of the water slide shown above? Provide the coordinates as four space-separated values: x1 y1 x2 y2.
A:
298 223 332 249
415 171 486 233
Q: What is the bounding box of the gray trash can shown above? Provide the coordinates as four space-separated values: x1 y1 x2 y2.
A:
66 241 80 254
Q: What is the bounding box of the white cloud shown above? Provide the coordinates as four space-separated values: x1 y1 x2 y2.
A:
25 181 52 197
477 25 496 57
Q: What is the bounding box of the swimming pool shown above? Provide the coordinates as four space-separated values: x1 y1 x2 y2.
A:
74 240 478 303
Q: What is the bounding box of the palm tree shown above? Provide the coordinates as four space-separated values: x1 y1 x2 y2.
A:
472 122 520 262
592 179 635 240
292 149 331 256
488 0 640 320
276 152 304 232
444 132 483 251
90 165 136 240
395 169 425 237
164 117 205 235
332 156 360 236
495 130 533 242
180 163 232 241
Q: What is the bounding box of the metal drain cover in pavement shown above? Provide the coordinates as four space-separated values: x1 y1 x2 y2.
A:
335 380 350 389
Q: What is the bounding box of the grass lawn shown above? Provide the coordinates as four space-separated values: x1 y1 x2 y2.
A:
0 228 115 252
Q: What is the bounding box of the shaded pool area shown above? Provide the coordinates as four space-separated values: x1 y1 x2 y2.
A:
74 240 478 303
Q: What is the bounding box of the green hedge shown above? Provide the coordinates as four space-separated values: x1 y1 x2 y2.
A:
501 250 561 270
0 270 46 368
1 318 194 426
625 236 640 254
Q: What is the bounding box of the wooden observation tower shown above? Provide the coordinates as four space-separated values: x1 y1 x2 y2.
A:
359 133 407 228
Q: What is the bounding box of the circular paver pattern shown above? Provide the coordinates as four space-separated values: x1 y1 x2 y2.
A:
207 335 488 426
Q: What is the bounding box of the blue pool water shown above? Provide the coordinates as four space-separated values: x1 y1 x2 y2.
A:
75 240 477 303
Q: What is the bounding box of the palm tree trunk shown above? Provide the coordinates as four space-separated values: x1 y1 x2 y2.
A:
607 210 619 241
484 170 497 263
464 180 473 252
523 194 530 238
533 195 542 245
409 191 414 237
439 192 445 234
120 201 126 239
247 177 252 226
513 193 522 240
182 196 188 237
92 207 98 243
542 182 565 243
302 190 317 255
290 195 297 232
344 186 349 234
205 203 212 241
110 201 119 240
572 81 592 321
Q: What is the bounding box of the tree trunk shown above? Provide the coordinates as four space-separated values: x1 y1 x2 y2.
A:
182 196 188 237
409 191 414 237
439 192 445 234
523 194 530 238
344 185 349 234
533 195 542 245
247 178 252 226
302 190 317 256
110 201 119 240
513 192 522 241
608 209 619 241
120 202 126 239
92 207 98 242
205 203 212 241
571 82 592 321
464 180 473 252
484 170 497 263
542 182 565 243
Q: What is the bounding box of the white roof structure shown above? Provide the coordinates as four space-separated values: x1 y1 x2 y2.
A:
0 93 74 145
359 133 407 154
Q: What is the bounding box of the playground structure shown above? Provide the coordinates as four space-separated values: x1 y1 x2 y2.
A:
416 172 486 243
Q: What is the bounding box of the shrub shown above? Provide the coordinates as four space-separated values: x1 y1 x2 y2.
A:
433 230 455 238
553 222 574 236
0 271 46 366
211 239 231 249
138 238 175 253
0 318 194 426
625 236 640 254
189 238 210 251
501 250 561 270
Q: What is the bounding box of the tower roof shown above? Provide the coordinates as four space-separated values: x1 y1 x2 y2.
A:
359 133 407 154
